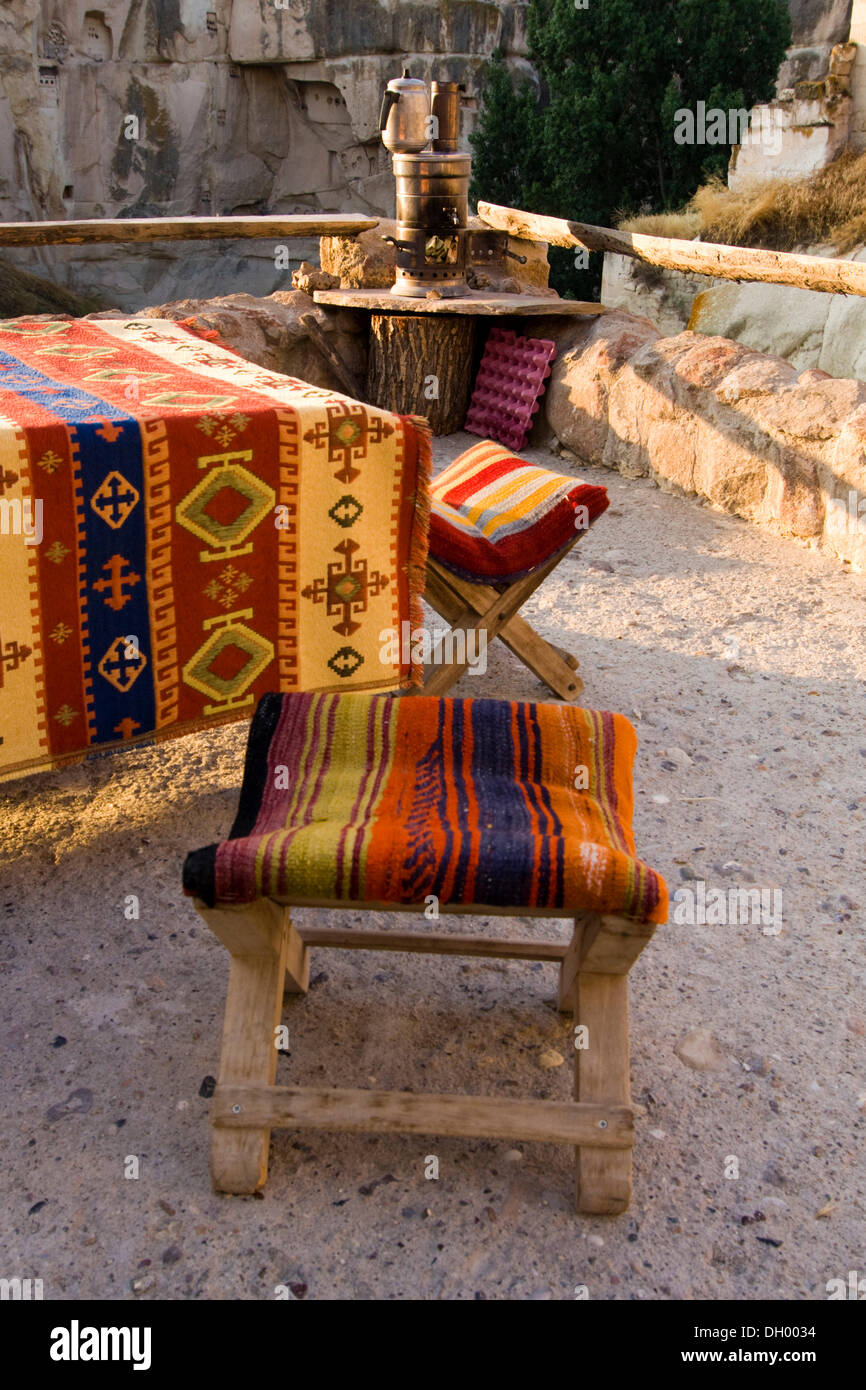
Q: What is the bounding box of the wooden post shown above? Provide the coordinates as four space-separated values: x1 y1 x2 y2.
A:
478 201 866 299
366 313 476 435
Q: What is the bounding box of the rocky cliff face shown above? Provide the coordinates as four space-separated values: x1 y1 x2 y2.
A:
779 0 853 84
0 1 853 310
6 1 530 221
0 1 530 306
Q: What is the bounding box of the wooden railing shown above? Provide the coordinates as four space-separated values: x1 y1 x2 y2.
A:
9 204 861 299
0 214 379 248
478 201 866 298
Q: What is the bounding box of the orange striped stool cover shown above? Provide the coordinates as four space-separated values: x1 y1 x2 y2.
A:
183 691 667 921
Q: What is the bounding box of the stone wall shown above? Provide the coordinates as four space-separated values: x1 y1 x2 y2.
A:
544 309 866 571
602 249 866 382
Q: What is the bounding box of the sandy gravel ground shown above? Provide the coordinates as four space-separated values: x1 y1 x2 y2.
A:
1 433 864 1302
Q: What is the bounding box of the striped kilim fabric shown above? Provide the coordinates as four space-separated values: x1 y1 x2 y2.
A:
429 440 609 582
183 691 668 923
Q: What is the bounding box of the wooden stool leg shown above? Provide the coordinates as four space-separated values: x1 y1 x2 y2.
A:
211 948 286 1193
495 611 584 701
196 901 307 1194
558 916 586 1013
574 971 632 1215
424 552 584 699
283 909 311 997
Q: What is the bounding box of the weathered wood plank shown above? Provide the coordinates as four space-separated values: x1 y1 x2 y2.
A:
478 201 866 299
213 1084 634 1147
0 214 379 248
315 288 605 316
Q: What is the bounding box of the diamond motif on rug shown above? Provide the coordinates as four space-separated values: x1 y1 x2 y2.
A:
98 636 148 693
91 470 140 530
182 623 275 703
327 646 364 679
175 466 275 550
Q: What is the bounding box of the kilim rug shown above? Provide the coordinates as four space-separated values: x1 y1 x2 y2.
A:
183 691 669 924
0 316 430 781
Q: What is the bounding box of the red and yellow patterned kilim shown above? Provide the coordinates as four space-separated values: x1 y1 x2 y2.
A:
0 317 430 780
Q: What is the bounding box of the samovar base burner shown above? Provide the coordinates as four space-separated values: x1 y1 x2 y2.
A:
389 151 472 299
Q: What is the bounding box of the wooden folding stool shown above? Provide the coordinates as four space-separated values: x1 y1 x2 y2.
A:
184 691 667 1214
422 440 611 701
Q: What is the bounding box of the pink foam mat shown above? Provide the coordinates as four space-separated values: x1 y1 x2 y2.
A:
464 326 557 451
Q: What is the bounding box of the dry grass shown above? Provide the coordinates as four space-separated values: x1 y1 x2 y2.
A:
617 210 701 240
620 150 866 252
0 258 108 317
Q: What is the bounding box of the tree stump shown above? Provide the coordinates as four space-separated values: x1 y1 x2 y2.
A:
366 313 477 435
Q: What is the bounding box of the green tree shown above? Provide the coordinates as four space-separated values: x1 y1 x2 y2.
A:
468 50 539 210
470 0 791 297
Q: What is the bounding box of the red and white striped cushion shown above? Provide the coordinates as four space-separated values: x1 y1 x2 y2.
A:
429 440 609 582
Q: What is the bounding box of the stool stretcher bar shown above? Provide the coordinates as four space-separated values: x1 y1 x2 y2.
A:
195 898 657 1213
213 1085 634 1147
297 926 568 961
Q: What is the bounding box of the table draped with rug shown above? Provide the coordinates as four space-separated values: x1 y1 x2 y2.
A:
0 316 430 781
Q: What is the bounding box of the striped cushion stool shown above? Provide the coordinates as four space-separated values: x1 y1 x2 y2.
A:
424 440 610 701
183 691 668 1214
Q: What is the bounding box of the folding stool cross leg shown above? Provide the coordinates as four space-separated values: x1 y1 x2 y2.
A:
194 898 657 1214
424 540 585 701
